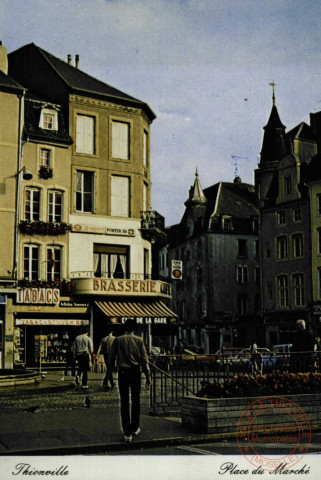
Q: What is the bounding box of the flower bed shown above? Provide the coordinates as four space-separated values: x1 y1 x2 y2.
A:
19 220 71 236
196 372 321 398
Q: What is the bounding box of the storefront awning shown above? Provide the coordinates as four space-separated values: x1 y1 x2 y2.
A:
95 300 178 325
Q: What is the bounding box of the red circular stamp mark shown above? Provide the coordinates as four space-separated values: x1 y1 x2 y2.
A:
236 396 311 472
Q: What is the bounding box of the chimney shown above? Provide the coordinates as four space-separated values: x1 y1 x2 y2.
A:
67 54 72 64
0 41 8 75
75 55 79 69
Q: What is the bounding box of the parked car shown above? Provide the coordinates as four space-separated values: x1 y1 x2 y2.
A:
263 344 292 371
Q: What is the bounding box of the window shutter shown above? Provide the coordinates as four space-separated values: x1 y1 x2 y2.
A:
112 122 129 159
111 176 129 217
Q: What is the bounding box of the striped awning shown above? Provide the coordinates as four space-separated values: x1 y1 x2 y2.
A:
95 300 178 325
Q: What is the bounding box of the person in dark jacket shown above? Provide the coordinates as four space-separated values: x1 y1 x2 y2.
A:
109 319 150 443
292 319 315 372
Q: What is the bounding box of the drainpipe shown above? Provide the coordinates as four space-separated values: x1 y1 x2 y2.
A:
13 89 25 279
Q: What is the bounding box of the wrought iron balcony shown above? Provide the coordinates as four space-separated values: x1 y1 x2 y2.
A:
140 210 166 243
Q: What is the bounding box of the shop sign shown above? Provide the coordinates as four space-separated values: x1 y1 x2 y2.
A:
59 301 89 308
110 317 177 324
93 279 171 296
171 260 183 280
16 288 60 305
71 224 135 236
16 319 89 326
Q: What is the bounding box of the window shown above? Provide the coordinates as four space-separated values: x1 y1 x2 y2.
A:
111 176 130 217
93 244 128 278
277 210 285 225
267 284 273 300
40 149 51 167
143 183 147 211
292 207 301 222
254 266 260 284
277 236 288 260
255 240 259 258
318 268 321 300
284 176 291 195
25 188 40 221
48 191 63 223
317 195 321 216
144 248 149 279
222 216 232 231
292 234 303 258
254 295 261 313
251 216 258 232
76 115 95 154
46 246 61 281
318 229 321 255
23 245 39 280
237 295 248 315
143 130 148 167
112 121 130 160
266 246 271 258
76 171 94 213
237 265 248 284
40 108 58 130
277 275 289 307
238 239 247 257
293 274 305 307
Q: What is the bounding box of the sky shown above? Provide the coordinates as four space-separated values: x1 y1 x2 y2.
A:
1 0 321 226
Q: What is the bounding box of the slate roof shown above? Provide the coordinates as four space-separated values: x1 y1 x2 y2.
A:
9 43 156 121
260 104 292 164
24 96 73 145
0 70 24 91
287 122 319 143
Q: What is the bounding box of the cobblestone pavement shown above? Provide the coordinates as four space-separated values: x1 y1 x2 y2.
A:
0 373 151 415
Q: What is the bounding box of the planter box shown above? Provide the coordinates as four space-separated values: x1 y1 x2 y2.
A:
181 394 321 433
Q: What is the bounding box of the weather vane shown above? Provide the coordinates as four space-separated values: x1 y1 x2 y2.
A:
269 82 278 106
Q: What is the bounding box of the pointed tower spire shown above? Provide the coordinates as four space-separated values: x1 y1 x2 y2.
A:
259 86 292 165
185 168 207 206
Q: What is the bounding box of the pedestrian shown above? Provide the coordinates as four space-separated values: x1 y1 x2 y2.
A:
291 319 315 372
96 330 115 389
72 328 93 389
313 337 321 373
108 319 151 443
64 337 76 378
249 339 262 375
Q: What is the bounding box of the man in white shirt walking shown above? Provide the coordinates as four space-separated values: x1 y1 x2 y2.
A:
73 328 93 389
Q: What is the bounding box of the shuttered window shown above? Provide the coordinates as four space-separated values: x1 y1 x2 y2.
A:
111 176 130 217
76 115 95 154
112 121 130 160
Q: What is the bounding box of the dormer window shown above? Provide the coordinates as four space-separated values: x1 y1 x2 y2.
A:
222 215 232 231
40 108 58 131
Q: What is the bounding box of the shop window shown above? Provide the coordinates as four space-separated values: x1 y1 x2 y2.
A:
277 275 289 307
25 188 40 221
23 244 39 280
48 190 63 223
76 170 94 213
112 121 130 160
111 175 130 217
76 115 95 154
293 273 305 307
292 233 303 258
46 246 61 281
93 244 129 279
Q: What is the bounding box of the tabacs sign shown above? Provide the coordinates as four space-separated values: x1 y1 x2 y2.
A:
17 288 60 305
171 260 183 280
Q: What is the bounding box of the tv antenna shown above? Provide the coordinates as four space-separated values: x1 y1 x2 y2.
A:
231 155 248 178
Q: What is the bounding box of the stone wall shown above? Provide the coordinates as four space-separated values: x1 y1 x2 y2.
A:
181 394 321 434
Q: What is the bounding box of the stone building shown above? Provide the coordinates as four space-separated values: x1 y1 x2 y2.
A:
0 42 175 368
255 94 321 345
165 170 260 352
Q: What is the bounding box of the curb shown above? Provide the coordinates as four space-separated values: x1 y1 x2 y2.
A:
0 383 74 397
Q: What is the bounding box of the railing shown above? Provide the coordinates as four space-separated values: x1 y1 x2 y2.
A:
140 211 165 230
70 272 153 280
148 352 320 415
